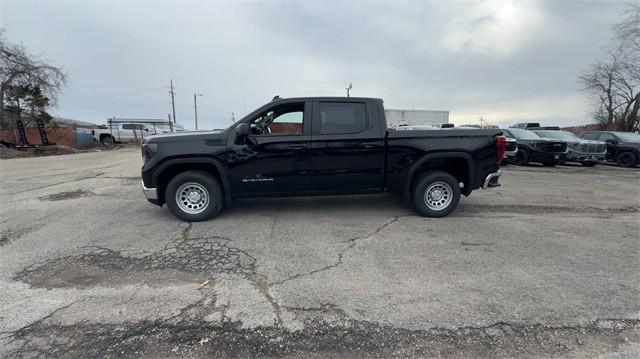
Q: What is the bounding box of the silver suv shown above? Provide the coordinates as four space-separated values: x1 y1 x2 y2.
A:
532 130 606 166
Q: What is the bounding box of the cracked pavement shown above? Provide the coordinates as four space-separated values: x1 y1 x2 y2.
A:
0 147 639 357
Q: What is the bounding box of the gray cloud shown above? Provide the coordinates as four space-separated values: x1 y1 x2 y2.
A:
3 0 628 128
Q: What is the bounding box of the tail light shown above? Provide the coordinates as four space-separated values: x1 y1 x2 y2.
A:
496 135 506 163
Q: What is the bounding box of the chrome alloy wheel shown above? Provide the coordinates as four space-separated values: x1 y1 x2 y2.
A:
423 181 453 211
175 182 210 214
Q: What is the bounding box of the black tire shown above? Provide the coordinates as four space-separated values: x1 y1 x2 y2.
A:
412 171 461 218
165 171 223 222
101 135 115 146
581 161 598 167
616 151 638 167
515 148 530 165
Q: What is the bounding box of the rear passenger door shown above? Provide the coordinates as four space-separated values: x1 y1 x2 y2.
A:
309 100 385 193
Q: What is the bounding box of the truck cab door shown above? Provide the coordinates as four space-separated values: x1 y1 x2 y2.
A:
227 100 312 196
309 100 385 193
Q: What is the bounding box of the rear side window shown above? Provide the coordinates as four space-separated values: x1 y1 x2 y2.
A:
122 124 144 130
599 133 617 142
315 102 367 134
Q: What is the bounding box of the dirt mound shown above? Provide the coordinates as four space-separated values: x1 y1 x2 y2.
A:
0 144 78 159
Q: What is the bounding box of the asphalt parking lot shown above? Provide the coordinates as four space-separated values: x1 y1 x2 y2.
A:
1 146 639 358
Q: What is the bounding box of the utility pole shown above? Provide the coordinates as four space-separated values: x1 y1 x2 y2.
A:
169 79 177 131
346 83 352 97
193 93 203 130
480 116 484 128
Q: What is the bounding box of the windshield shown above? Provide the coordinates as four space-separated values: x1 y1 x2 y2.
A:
615 132 640 142
507 128 541 140
535 130 578 140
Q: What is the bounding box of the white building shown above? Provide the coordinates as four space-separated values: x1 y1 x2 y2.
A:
385 109 449 128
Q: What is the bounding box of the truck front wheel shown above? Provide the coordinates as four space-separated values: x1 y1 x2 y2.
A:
165 171 223 222
412 171 461 218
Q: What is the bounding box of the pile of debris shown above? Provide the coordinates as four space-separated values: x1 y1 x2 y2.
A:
0 143 78 159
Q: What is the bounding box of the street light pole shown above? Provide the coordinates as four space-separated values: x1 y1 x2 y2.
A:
193 93 203 130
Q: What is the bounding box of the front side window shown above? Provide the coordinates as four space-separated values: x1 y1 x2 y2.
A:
316 102 367 134
582 133 599 140
249 103 304 135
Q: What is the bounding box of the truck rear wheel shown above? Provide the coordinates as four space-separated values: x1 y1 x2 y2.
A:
165 171 223 222
412 171 461 218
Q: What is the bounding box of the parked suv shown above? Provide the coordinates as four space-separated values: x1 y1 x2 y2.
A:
531 129 606 166
582 131 640 167
502 128 567 166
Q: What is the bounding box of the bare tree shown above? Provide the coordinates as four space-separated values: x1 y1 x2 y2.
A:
580 4 639 132
615 4 640 130
0 29 67 122
615 4 640 57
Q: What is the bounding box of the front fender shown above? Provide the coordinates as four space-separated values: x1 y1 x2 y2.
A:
149 156 232 206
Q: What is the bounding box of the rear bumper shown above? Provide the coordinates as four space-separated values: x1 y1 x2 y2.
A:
482 170 502 189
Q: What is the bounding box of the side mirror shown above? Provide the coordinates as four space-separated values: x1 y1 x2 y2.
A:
235 123 249 137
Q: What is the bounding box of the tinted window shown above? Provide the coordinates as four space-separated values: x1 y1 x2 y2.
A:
249 103 304 135
316 102 367 134
614 132 640 142
582 133 599 140
599 133 617 142
122 124 144 130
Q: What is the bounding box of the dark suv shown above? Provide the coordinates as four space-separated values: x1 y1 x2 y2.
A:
582 131 640 167
502 128 567 166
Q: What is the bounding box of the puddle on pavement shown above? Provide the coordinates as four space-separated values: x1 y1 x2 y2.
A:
39 190 94 201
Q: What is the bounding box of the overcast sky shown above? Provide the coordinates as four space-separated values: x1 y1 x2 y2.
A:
2 0 631 129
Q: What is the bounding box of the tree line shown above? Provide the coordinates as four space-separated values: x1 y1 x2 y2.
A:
0 29 66 128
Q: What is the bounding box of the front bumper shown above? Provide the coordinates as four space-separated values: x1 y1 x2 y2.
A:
482 170 502 189
566 151 606 162
141 180 158 200
531 150 566 163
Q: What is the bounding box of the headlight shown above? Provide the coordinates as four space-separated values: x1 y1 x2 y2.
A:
141 142 158 161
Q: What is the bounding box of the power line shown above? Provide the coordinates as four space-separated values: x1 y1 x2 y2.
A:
169 79 177 126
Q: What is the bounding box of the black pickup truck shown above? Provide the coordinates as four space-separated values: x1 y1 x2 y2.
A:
141 97 505 221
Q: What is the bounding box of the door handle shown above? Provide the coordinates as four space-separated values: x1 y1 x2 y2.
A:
287 144 308 149
361 143 376 149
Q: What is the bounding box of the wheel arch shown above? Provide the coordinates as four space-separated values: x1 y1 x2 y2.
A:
151 157 232 207
404 152 474 200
